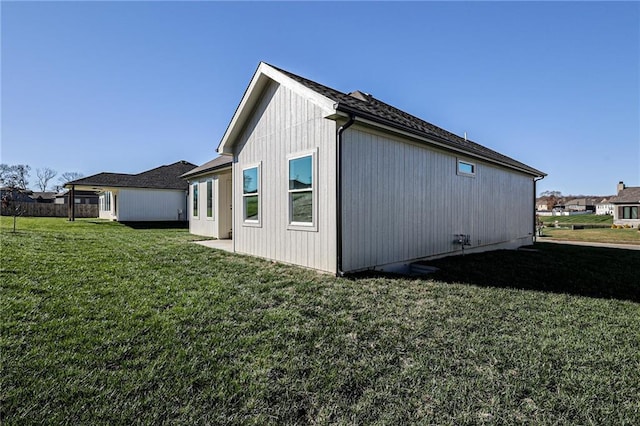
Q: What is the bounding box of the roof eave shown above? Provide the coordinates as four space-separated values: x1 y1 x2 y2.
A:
217 62 336 155
333 103 546 178
181 164 232 180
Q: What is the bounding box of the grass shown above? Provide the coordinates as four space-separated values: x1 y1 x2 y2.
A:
541 227 640 245
2 217 640 424
538 214 613 225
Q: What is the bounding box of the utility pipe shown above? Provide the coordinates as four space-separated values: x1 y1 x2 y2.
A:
336 114 355 276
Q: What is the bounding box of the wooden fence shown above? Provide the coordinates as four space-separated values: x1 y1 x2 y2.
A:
1 203 98 218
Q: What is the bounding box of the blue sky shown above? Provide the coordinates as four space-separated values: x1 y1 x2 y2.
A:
2 1 638 196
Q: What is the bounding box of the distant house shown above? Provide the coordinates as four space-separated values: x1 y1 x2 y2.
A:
54 190 99 206
0 187 34 203
31 192 58 203
595 198 614 215
65 161 196 221
611 181 640 227
181 156 233 238
210 62 545 274
564 198 596 212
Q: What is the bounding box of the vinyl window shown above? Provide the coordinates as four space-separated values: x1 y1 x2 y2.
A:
206 179 213 219
622 206 638 219
192 183 199 218
243 164 260 224
288 150 317 230
457 159 476 177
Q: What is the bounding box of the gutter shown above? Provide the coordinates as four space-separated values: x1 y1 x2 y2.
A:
533 175 545 241
334 103 545 178
336 113 356 277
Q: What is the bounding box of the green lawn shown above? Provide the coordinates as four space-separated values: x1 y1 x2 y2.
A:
2 218 639 424
541 227 640 245
539 214 613 225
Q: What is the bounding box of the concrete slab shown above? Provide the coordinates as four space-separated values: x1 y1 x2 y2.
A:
194 239 234 253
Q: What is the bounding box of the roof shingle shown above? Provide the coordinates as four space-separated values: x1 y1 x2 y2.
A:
66 160 197 190
269 63 544 177
610 186 640 204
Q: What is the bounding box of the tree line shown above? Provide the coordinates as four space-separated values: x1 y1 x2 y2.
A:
0 164 83 192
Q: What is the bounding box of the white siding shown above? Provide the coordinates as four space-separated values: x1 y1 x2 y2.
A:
232 81 337 273
116 188 187 221
188 170 233 238
341 126 534 272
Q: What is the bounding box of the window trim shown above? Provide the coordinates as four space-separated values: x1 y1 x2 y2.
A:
457 159 476 177
287 149 318 232
621 205 638 220
206 179 214 220
242 162 261 227
192 183 199 218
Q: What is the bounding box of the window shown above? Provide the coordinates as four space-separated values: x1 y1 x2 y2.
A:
288 151 316 229
622 206 638 219
192 183 199 217
101 192 111 211
243 165 260 223
457 159 476 176
206 180 213 218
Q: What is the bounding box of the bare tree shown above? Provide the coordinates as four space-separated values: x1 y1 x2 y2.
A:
0 164 31 190
54 172 84 192
0 164 31 232
58 171 84 186
36 167 57 192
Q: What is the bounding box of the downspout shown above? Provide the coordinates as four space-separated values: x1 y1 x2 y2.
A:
336 113 356 276
533 176 545 241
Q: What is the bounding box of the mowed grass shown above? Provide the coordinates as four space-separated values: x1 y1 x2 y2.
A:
541 227 640 245
2 218 640 424
539 214 613 225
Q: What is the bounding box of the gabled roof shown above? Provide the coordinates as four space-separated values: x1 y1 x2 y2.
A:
31 192 58 200
610 186 640 204
217 62 545 177
65 160 197 191
181 156 233 180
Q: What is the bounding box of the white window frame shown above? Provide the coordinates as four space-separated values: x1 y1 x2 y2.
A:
206 179 214 220
192 183 199 218
102 192 111 212
457 159 476 177
287 149 318 232
242 162 261 227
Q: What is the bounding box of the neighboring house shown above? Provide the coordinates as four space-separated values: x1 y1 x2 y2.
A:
536 196 552 211
0 187 34 203
54 190 99 205
611 181 640 227
595 198 614 215
564 198 596 212
31 192 58 203
209 62 545 274
65 161 196 221
181 156 233 238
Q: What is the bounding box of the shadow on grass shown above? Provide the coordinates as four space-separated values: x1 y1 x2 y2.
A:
351 243 639 303
120 221 189 230
424 243 640 303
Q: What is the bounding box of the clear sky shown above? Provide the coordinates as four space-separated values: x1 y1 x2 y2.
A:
2 1 638 196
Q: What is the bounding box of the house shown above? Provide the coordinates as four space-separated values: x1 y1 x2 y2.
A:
564 198 596 213
181 156 233 238
211 62 545 274
31 192 58 203
595 198 614 215
54 190 99 206
611 181 640 227
65 160 196 221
